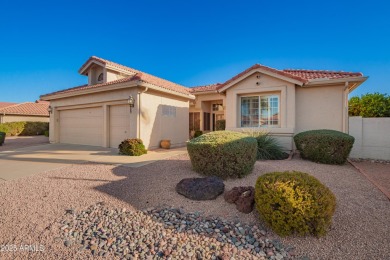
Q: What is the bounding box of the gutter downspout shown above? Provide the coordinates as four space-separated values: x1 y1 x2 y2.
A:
137 86 149 139
343 81 349 133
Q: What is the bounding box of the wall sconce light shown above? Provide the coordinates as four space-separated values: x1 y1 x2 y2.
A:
47 105 53 114
128 95 135 113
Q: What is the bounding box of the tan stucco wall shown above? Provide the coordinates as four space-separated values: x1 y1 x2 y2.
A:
349 116 390 160
140 90 189 149
295 84 347 134
224 72 296 150
0 115 49 123
106 69 126 83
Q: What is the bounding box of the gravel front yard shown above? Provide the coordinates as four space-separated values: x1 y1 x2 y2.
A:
0 154 389 259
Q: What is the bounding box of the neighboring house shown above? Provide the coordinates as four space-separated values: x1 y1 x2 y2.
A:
0 101 49 123
41 56 367 150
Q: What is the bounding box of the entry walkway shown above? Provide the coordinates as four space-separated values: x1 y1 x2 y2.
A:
0 143 187 181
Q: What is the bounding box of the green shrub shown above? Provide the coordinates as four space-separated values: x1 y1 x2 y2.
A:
118 138 147 156
194 130 203 138
44 130 49 137
215 119 226 131
0 122 49 136
255 171 336 237
187 131 257 179
244 131 287 160
0 132 5 145
294 129 354 165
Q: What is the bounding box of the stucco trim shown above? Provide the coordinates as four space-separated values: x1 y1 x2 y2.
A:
218 68 304 93
304 76 368 87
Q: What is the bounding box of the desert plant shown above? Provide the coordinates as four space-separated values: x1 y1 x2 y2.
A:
0 122 49 136
242 130 287 160
187 131 257 178
118 138 147 156
294 129 354 165
255 171 336 237
194 130 203 138
215 119 226 131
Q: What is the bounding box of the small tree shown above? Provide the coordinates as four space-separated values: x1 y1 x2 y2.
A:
349 92 390 117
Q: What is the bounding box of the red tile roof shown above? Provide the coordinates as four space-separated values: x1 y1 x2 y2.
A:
189 84 221 93
42 56 365 98
77 56 191 96
283 69 363 80
0 102 49 116
0 102 17 109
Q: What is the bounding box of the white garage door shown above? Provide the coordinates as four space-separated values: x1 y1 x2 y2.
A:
109 105 131 148
60 107 103 146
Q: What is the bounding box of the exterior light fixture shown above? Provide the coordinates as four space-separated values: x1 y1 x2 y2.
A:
128 95 135 113
47 105 53 114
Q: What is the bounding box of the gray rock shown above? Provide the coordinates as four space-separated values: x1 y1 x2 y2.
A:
176 176 225 200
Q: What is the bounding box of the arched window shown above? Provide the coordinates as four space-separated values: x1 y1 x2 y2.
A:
98 73 103 82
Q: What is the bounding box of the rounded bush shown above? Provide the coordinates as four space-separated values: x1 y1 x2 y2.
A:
187 131 257 178
255 171 336 237
118 138 147 156
294 129 355 164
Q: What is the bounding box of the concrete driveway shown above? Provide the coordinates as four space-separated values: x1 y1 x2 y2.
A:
0 143 187 181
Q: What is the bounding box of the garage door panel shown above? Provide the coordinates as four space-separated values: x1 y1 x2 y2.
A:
109 105 131 148
60 107 103 146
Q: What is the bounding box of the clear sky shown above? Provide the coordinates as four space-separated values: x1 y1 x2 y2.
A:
0 0 389 103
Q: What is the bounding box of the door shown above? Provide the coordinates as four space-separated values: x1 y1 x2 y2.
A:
59 107 103 146
109 105 131 148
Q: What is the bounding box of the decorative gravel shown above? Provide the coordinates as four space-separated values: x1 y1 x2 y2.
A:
1 154 389 259
59 203 292 259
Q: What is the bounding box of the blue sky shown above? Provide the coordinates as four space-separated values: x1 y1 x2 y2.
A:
0 0 389 102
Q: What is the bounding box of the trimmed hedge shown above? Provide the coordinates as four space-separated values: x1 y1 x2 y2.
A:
118 138 147 156
255 171 336 237
215 119 226 131
294 129 354 165
187 131 257 179
0 122 49 136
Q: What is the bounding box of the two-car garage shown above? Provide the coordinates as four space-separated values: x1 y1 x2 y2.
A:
59 105 131 148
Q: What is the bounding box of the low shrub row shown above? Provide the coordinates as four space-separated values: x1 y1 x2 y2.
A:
119 138 147 156
0 121 49 136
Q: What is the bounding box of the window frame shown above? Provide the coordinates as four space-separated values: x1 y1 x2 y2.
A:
240 94 280 128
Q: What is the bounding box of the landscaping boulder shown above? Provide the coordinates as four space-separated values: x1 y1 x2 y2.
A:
176 176 224 200
224 186 255 213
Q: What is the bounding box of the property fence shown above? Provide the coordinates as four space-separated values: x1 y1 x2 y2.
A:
349 116 390 160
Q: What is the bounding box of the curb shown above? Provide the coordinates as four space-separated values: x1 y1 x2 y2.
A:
347 159 390 201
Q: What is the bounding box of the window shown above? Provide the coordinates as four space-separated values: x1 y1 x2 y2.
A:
162 105 176 117
241 95 279 127
212 104 223 111
189 112 200 131
203 112 211 131
98 73 104 82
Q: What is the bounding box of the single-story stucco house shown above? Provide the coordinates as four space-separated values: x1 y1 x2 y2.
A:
0 101 49 123
41 56 367 150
